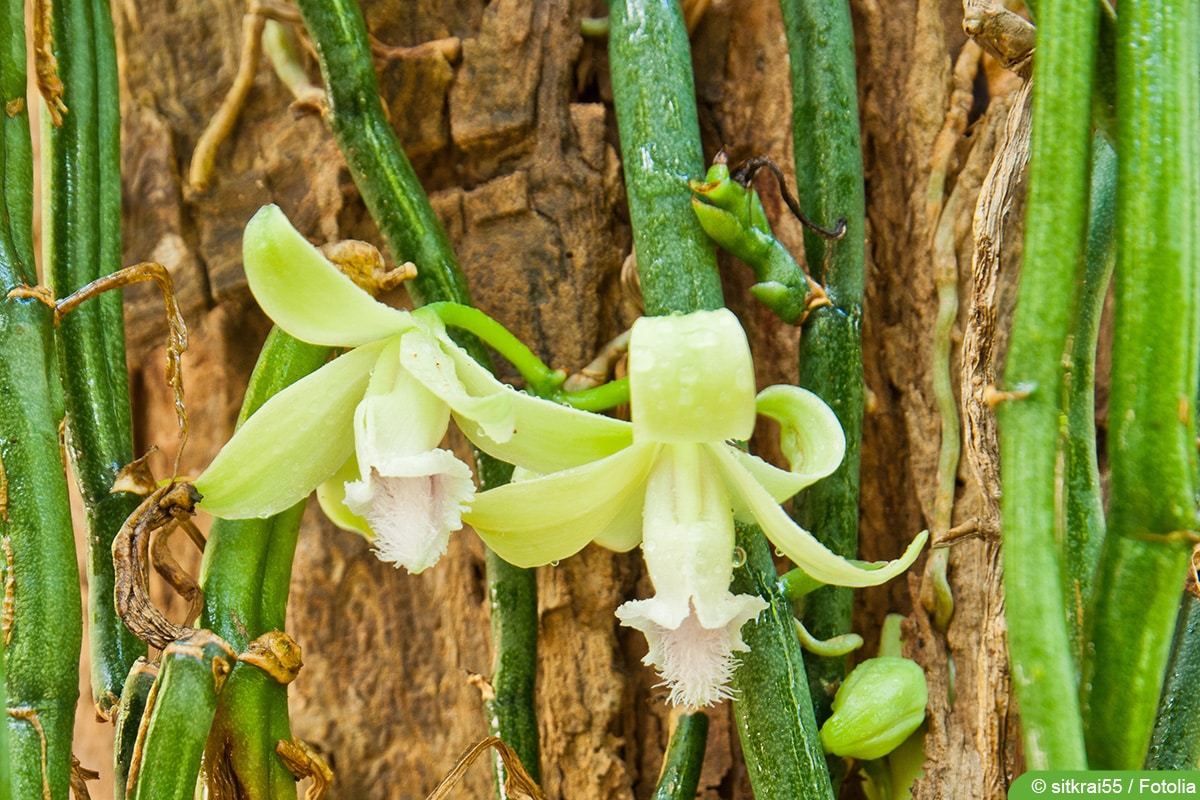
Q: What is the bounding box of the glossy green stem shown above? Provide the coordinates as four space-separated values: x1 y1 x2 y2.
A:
998 0 1098 770
44 0 146 716
293 1 541 788
128 632 236 800
113 660 158 798
1062 136 1115 664
1145 586 1200 770
605 0 722 316
651 712 708 800
199 328 329 799
779 0 866 740
1 0 81 795
1082 0 1199 769
603 1 735 789
730 525 835 800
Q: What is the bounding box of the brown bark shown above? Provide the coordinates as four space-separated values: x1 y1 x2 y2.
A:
71 0 1030 797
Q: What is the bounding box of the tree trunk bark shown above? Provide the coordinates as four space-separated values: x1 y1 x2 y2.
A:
72 0 1027 797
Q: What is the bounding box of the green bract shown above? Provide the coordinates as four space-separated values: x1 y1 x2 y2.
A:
463 309 928 706
193 205 626 573
819 657 928 760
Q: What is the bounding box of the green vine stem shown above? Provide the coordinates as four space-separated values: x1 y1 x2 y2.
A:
778 0 867 735
998 0 1096 770
1081 0 1199 769
730 525 835 800
127 631 237 800
651 711 709 800
605 0 727 791
292 0 541 788
44 0 146 717
113 660 158 797
605 0 722 316
1145 560 1200 770
198 328 330 798
1 0 82 795
1062 135 1115 664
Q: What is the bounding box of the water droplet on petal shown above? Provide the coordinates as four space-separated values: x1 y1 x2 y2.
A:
732 547 746 568
550 560 560 567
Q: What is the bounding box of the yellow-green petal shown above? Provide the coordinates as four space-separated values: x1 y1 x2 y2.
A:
755 384 846 486
398 327 515 442
195 340 385 518
464 443 660 568
316 456 372 537
710 444 927 587
244 205 413 346
629 309 757 444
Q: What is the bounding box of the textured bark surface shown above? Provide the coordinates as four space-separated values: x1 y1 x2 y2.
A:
70 0 1029 797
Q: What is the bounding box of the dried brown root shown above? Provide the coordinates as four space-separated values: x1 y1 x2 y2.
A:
32 0 67 125
150 519 206 626
70 754 100 800
113 482 203 651
55 263 190 475
563 330 631 392
425 737 545 800
319 240 416 297
239 630 303 684
277 739 333 800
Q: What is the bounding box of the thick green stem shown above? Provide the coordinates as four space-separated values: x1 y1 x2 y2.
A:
605 0 722 316
199 328 329 799
1081 0 1199 769
293 1 541 788
651 712 708 800
1 0 81 795
128 632 236 800
730 525 834 800
998 0 1096 770
1145 578 1200 770
604 0 743 792
1062 136 1116 664
113 660 158 798
44 0 146 716
778 0 866 737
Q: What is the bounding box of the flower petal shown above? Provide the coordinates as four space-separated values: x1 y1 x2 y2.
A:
463 443 660 568
403 309 636 471
354 337 452 469
398 327 515 442
344 449 475 574
243 205 413 346
316 456 371 536
629 309 757 443
641 443 739 629
616 595 767 708
710 444 928 587
195 340 384 518
722 446 811 506
755 385 845 486
459 387 635 475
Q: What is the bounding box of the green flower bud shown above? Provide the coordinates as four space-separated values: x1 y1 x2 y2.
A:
820 656 928 760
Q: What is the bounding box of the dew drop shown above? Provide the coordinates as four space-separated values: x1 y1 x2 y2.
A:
731 547 746 568
550 560 560 567
775 547 786 558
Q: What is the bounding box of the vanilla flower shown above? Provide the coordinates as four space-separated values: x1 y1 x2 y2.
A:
195 205 628 573
463 309 927 706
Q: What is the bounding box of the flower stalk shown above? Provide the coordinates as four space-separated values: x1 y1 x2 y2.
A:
777 0 868 736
